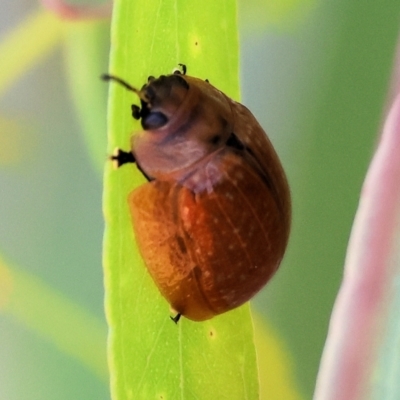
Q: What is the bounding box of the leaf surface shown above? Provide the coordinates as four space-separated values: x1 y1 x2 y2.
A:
103 1 259 399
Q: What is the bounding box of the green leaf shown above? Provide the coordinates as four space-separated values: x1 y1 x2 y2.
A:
103 0 259 399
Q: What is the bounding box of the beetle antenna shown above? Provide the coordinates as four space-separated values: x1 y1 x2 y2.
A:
101 74 148 102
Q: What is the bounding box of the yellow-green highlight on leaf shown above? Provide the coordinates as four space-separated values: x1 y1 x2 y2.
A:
253 313 305 400
103 0 260 399
0 254 108 382
0 9 63 95
0 257 13 309
238 0 317 32
63 20 110 174
0 116 29 166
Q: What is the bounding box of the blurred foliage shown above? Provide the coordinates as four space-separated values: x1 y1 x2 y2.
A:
0 255 107 381
0 6 108 399
63 20 110 174
239 0 317 32
0 10 63 93
245 1 400 397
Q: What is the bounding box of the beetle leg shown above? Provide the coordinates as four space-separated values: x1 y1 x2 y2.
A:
170 313 182 324
110 149 153 181
173 63 187 76
178 64 187 75
110 148 135 168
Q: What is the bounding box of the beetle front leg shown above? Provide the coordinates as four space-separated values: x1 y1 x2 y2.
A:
110 148 136 168
110 148 153 181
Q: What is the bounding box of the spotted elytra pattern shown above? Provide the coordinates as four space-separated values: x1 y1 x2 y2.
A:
102 66 291 322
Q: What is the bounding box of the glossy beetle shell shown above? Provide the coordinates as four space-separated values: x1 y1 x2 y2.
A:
114 71 291 321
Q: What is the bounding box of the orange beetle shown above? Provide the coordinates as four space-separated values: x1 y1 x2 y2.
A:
103 65 291 322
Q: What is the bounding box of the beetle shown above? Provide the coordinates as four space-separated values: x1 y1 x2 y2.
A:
102 65 291 322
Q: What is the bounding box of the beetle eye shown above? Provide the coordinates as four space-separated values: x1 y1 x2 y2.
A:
142 111 168 130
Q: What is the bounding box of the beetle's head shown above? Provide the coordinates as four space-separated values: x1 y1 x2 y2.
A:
138 74 189 130
101 70 233 179
101 72 190 131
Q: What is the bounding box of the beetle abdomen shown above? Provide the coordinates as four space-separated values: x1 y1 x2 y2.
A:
129 149 288 321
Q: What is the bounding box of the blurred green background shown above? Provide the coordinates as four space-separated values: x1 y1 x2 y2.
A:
1 0 400 399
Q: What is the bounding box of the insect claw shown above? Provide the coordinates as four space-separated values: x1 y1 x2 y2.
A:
110 148 135 169
170 313 182 324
